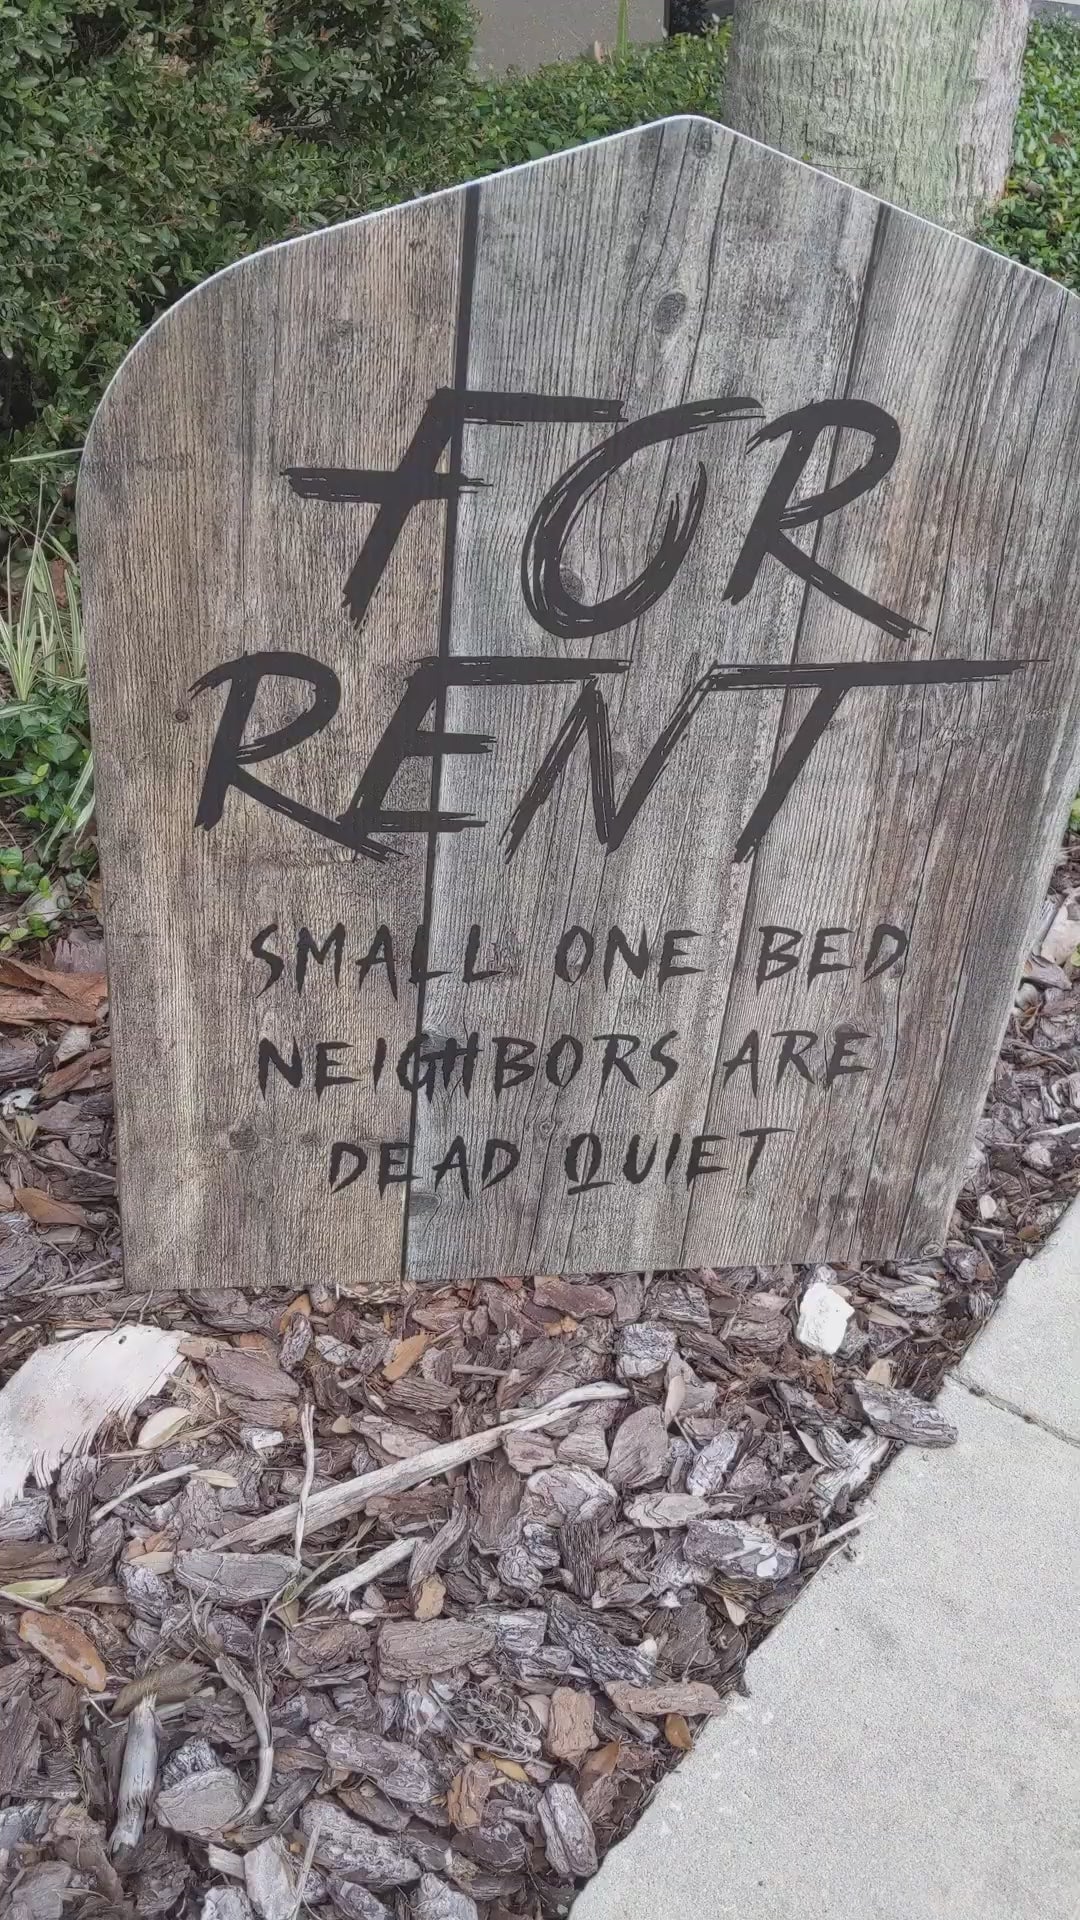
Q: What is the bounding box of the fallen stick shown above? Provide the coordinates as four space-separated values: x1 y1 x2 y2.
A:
807 1510 877 1555
219 1383 627 1550
109 1696 158 1854
293 1401 316 1566
215 1653 273 1824
93 1462 208 1522
307 1536 416 1613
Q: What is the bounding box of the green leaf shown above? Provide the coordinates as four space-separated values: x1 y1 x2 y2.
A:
41 731 79 764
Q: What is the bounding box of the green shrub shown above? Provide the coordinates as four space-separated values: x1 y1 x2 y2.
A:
0 9 726 525
249 0 473 137
0 523 93 940
982 18 1080 291
351 32 728 195
0 525 91 847
0 0 473 521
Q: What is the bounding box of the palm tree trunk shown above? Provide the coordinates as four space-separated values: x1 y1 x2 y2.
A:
723 0 1028 228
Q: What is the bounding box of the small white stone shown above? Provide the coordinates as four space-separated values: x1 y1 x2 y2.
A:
795 1279 854 1354
54 1025 92 1065
239 1426 285 1453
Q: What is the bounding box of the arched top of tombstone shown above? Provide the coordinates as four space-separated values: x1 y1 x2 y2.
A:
79 116 1080 1295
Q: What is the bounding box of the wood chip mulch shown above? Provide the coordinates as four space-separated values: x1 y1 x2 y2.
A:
1 837 1079 1920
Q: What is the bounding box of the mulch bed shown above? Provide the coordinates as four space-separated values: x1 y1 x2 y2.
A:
1 835 1079 1920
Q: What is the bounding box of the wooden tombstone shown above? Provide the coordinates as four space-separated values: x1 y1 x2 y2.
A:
79 117 1080 1296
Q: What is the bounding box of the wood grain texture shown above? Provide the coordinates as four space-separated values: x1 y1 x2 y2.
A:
409 118 879 1280
79 117 1080 1292
684 204 1080 1266
81 193 463 1296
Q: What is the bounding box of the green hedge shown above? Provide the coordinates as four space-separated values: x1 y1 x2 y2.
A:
1 0 473 519
1 4 726 525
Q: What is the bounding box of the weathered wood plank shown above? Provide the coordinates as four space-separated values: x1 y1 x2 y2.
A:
407 119 881 1281
685 212 1080 1266
81 196 465 1293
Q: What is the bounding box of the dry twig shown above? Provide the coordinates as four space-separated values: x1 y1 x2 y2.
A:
306 1535 417 1612
214 1652 274 1825
109 1696 158 1853
221 1384 628 1549
293 1400 316 1567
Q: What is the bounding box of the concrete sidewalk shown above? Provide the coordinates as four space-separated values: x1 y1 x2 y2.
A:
574 1211 1080 1920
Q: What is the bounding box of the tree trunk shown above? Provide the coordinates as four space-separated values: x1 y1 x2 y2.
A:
723 0 1028 229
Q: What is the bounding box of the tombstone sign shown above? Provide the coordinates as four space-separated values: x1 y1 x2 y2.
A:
79 116 1080 1296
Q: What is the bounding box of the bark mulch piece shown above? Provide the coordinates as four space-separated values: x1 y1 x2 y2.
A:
2 838 1080 1919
